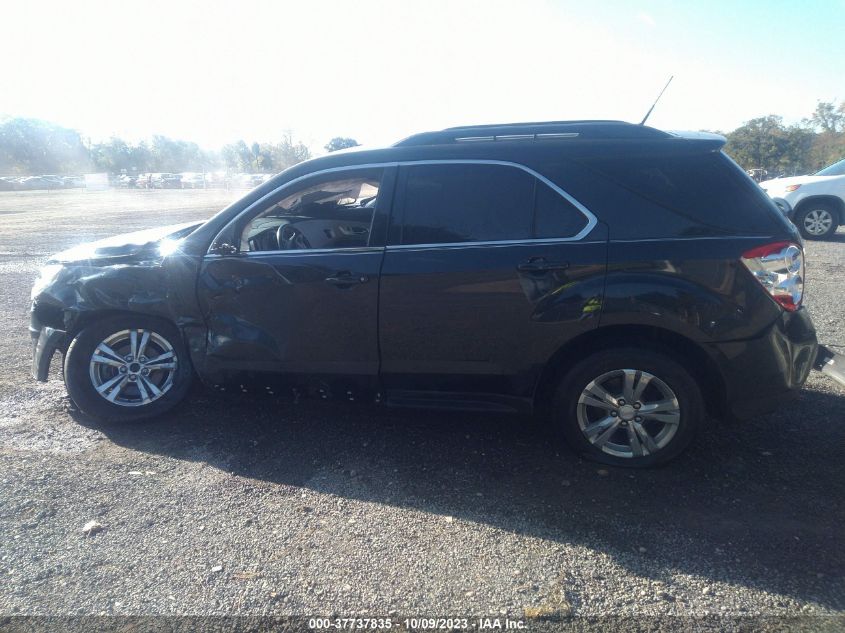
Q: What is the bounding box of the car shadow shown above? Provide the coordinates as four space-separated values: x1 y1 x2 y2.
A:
72 383 845 609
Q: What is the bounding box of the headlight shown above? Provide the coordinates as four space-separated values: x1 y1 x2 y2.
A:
31 264 63 299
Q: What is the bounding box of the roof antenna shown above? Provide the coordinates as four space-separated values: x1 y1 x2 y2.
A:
640 75 674 125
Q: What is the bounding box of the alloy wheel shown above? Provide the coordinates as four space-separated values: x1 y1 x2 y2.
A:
88 329 178 407
803 209 833 236
576 369 681 458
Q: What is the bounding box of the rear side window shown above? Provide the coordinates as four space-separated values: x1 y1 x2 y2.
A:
398 163 589 245
534 180 589 238
580 152 783 235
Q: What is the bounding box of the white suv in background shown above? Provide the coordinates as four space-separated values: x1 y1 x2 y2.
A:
760 158 845 239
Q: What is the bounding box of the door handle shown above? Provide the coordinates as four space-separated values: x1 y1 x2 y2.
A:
324 271 369 286
517 257 570 273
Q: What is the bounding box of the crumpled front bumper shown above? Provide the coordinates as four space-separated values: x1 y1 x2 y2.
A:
31 326 65 381
30 304 66 381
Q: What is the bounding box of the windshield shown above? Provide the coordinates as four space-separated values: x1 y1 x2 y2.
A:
814 158 845 177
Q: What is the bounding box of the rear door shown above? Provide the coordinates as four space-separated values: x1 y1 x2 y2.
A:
378 160 607 405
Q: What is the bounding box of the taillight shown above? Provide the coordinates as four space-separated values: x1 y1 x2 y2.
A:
741 241 804 311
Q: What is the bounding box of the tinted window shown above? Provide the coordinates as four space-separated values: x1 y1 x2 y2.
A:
400 164 534 245
242 169 382 251
580 152 783 235
534 180 588 238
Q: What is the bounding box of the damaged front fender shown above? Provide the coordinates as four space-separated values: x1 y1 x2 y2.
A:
37 263 170 320
30 263 177 380
29 222 209 381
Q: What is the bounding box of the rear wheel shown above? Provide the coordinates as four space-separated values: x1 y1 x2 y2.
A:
64 315 192 422
554 348 704 467
796 202 838 240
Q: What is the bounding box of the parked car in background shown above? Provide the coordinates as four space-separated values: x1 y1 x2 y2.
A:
30 120 825 467
747 168 768 183
116 175 137 188
18 176 65 190
759 158 845 239
234 173 269 188
134 173 152 188
180 172 206 189
0 177 19 191
203 171 228 188
136 173 183 189
154 173 182 189
62 176 85 188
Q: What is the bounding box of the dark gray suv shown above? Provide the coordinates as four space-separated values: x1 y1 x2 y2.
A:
31 121 831 466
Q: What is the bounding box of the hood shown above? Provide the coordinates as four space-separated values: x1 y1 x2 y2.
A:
48 221 204 265
759 175 831 191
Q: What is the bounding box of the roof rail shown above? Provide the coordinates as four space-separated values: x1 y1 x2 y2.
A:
393 120 669 147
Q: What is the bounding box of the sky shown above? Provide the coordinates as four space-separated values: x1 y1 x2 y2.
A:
1 0 844 153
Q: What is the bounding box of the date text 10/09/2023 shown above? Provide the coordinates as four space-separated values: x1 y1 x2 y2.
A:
308 617 528 630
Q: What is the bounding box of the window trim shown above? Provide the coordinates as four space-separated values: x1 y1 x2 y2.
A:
206 160 598 257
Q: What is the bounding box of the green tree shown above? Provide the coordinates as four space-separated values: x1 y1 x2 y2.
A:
0 117 91 175
806 101 845 134
724 116 816 176
270 133 311 171
128 141 153 172
90 137 133 173
324 137 360 152
221 140 253 172
149 136 214 172
779 125 816 176
804 101 845 170
725 116 787 174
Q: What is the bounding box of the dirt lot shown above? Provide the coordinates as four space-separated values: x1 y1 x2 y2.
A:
0 189 843 630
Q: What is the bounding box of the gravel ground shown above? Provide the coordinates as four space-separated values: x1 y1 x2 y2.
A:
0 190 843 631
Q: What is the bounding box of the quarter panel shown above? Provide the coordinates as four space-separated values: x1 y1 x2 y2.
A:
600 237 784 342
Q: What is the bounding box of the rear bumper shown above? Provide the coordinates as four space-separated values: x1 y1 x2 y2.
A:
814 345 845 389
710 308 817 420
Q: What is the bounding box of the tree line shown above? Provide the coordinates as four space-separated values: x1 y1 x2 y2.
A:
722 101 845 177
1 103 843 177
0 118 361 176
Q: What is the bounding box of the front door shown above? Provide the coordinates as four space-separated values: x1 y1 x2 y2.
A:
198 166 395 378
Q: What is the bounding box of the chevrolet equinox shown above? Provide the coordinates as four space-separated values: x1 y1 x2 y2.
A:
30 121 820 466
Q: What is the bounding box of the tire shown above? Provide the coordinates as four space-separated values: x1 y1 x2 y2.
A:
795 202 839 240
553 347 704 467
63 315 192 422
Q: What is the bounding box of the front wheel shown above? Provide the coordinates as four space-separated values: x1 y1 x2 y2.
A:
796 203 839 240
554 348 704 467
63 315 192 422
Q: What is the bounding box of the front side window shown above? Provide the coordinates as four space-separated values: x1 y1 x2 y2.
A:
242 169 383 252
